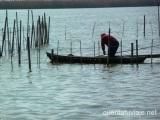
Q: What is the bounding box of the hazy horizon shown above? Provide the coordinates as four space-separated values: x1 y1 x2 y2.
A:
0 0 156 9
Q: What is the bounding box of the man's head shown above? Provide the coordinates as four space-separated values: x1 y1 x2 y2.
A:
101 33 106 38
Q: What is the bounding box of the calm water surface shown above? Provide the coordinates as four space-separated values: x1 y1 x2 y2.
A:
0 7 160 120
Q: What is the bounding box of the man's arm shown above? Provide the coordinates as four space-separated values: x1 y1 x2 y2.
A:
101 41 106 55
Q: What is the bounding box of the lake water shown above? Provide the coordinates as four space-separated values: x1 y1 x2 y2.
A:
0 7 160 120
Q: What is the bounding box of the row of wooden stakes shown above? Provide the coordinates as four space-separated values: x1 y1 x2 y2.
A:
0 10 51 72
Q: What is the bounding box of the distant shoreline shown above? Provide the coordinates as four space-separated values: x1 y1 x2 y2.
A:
0 1 156 9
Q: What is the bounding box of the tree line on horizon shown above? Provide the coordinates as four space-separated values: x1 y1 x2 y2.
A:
0 0 156 9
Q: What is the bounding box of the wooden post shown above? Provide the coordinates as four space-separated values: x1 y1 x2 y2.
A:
16 12 21 66
157 0 160 38
5 10 8 56
70 41 72 55
80 40 82 63
31 23 34 48
41 16 44 45
51 49 54 64
136 40 138 64
151 39 153 64
1 13 7 55
11 20 16 56
38 31 41 68
11 20 16 71
91 22 96 40
1 28 3 56
121 20 125 65
27 36 32 72
37 30 39 65
150 22 154 64
33 24 36 48
93 41 95 57
136 21 139 40
47 16 50 44
27 10 30 38
19 20 22 65
122 20 125 37
4 32 6 56
144 15 146 37
98 41 100 56
131 43 134 63
11 51 13 71
107 24 111 65
35 16 40 48
22 27 24 50
120 40 123 64
31 10 34 48
6 10 10 56
44 13 47 44
65 25 67 41
7 26 10 56
57 40 59 62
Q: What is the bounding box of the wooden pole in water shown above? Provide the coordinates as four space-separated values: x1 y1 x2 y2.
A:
150 22 154 64
32 14 36 47
2 12 8 55
94 41 95 57
27 10 30 39
36 16 40 48
120 40 123 64
11 20 16 71
98 41 100 56
31 10 34 48
36 18 39 65
70 41 72 55
57 40 59 62
91 22 96 41
4 29 6 56
47 16 50 44
27 36 32 72
6 10 10 56
65 25 67 41
23 27 25 50
40 17 43 46
19 20 22 65
7 27 10 56
11 20 16 55
80 40 82 63
136 40 138 64
136 20 139 40
151 39 153 64
0 29 3 56
51 49 54 64
38 29 41 68
157 0 160 38
107 23 111 65
5 10 8 56
44 13 47 44
121 20 125 64
131 43 134 63
144 15 146 37
16 12 21 66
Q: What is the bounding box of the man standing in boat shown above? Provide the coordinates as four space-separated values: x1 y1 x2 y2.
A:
101 33 119 57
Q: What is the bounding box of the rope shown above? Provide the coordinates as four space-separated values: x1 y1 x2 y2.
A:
50 43 160 53
117 44 160 54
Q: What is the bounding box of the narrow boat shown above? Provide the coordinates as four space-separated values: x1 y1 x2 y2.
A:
46 52 146 64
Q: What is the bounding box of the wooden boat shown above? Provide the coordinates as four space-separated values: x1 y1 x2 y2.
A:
46 52 147 64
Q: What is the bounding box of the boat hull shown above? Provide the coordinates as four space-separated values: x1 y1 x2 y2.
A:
46 52 146 64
